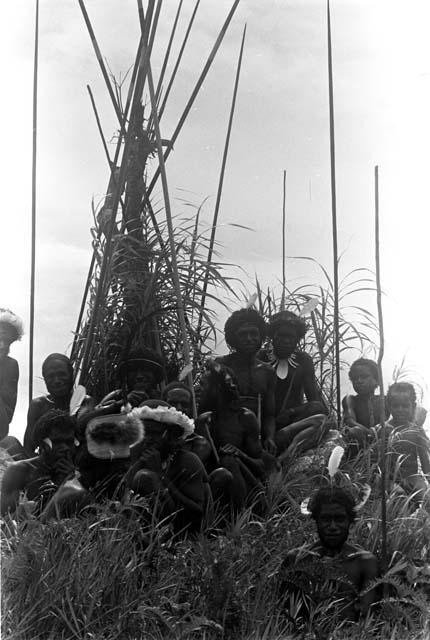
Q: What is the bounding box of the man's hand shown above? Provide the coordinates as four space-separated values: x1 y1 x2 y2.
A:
263 438 277 455
220 443 243 458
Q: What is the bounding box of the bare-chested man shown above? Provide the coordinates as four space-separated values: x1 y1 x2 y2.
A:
1 410 77 517
196 362 266 511
279 487 379 625
0 309 25 457
24 353 94 455
215 308 277 455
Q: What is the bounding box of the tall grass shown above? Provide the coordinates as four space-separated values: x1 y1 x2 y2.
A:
2 458 429 640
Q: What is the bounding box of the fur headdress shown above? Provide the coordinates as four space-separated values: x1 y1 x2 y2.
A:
300 445 371 516
86 413 144 459
130 405 194 439
0 308 24 341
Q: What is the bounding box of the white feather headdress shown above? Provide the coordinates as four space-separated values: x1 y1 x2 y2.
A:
131 405 194 439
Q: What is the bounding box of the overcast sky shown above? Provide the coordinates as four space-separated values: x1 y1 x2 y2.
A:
2 0 430 440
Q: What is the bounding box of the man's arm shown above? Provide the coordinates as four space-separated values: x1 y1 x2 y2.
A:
302 356 323 404
24 400 46 455
167 452 206 514
416 428 430 476
262 367 277 454
342 395 359 427
0 358 19 438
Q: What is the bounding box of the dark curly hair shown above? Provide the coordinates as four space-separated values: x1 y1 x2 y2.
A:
268 310 307 341
349 358 379 382
162 381 192 401
224 308 266 350
41 353 73 379
33 409 76 448
308 486 356 523
387 382 416 407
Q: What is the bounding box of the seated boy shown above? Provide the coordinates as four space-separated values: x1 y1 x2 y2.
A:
1 410 77 517
384 382 429 504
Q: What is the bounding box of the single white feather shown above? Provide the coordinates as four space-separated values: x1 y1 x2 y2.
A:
300 497 311 516
299 298 319 317
246 293 258 309
178 363 193 382
327 445 345 479
69 385 87 416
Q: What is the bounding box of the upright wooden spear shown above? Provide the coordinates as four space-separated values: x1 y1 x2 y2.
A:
374 165 388 574
147 59 197 418
281 170 287 311
327 0 341 421
29 0 39 404
196 24 246 339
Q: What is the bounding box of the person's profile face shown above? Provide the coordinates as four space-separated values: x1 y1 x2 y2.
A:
234 323 261 355
350 365 378 396
273 325 298 358
316 503 351 550
44 361 73 398
0 325 15 357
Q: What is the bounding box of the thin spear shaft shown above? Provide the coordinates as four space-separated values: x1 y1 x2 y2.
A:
147 60 197 418
145 0 241 200
374 165 388 575
157 0 201 122
281 169 287 311
196 24 246 339
327 0 341 421
153 0 184 112
78 0 122 123
29 0 39 404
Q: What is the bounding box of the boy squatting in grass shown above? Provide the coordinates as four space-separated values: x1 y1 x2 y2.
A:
279 486 379 623
383 382 430 504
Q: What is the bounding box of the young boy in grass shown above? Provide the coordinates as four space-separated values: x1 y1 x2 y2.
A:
384 382 430 504
280 486 379 624
342 358 387 452
1 410 77 517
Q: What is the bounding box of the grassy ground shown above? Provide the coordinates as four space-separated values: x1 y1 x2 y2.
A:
1 450 429 640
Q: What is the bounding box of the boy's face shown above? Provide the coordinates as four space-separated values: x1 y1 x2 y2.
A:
166 388 192 417
316 502 351 550
42 424 77 464
389 392 415 426
350 365 378 396
127 365 156 393
0 325 15 357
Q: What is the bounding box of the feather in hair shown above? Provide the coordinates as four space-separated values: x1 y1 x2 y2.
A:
299 298 319 317
69 385 87 416
327 445 345 479
246 293 257 309
178 363 193 382
354 484 371 512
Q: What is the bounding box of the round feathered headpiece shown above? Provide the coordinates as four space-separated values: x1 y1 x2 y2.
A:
130 404 194 439
86 412 144 459
0 308 24 341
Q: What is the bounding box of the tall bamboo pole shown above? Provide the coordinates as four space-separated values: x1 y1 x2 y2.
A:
281 170 287 311
327 0 341 421
147 60 197 418
29 0 39 404
374 165 388 574
196 24 246 339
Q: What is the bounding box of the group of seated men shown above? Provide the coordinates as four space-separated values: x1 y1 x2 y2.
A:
1 306 429 622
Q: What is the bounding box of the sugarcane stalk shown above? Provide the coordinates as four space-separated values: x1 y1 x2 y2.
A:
281 169 287 311
146 59 197 418
29 0 39 404
374 165 388 576
327 0 341 423
196 23 246 340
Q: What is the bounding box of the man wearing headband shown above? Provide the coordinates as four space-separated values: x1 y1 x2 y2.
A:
1 410 78 517
279 486 379 624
